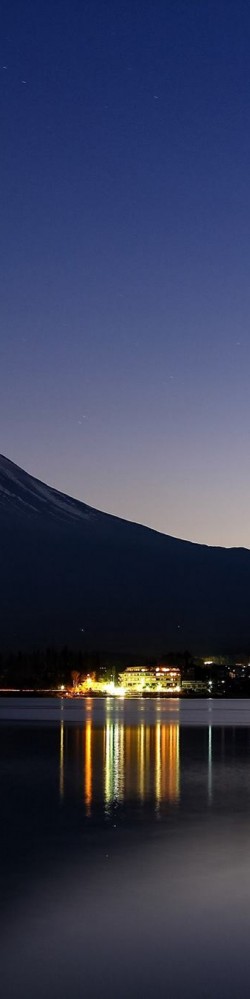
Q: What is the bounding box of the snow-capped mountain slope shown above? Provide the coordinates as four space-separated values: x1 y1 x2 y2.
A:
1 454 250 655
0 455 93 522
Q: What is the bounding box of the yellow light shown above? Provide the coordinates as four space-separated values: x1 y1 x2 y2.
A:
106 681 115 695
116 686 125 697
105 681 126 697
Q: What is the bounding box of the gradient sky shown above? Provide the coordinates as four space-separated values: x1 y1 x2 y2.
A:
1 0 250 548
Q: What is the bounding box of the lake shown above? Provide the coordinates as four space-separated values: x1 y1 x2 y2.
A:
1 697 250 998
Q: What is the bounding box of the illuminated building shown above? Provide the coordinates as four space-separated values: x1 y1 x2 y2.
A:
67 665 180 698
118 665 181 694
182 677 208 693
70 674 125 697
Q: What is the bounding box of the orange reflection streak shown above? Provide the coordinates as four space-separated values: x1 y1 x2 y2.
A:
155 722 161 810
84 720 92 815
117 723 125 802
139 724 145 801
175 725 180 799
159 724 180 803
161 725 166 799
145 726 151 796
81 720 180 811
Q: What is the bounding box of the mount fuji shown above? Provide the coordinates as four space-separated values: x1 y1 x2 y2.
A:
1 454 250 654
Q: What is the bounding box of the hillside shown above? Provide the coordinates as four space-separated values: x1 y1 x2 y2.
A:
1 454 250 654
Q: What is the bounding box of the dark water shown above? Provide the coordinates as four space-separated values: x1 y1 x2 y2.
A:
2 697 250 998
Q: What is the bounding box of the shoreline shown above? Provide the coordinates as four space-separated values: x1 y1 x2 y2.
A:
0 689 250 700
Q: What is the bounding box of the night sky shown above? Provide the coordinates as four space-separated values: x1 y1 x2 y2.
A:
1 0 250 548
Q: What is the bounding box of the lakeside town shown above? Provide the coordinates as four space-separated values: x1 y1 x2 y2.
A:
54 659 250 698
1 651 250 697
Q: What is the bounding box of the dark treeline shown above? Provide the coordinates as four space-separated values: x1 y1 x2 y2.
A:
0 646 196 688
0 647 118 688
2 647 249 694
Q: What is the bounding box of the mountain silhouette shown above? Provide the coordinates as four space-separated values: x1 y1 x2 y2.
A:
1 454 250 655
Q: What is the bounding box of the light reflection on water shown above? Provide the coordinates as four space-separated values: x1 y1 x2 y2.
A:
57 713 180 814
2 699 250 998
52 697 250 816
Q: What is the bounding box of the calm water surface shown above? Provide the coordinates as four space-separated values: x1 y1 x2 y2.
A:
1 697 250 998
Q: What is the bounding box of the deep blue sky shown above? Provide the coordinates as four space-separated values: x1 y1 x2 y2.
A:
1 0 250 546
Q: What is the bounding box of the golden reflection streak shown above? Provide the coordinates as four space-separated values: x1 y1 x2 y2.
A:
85 719 92 816
83 718 180 812
118 723 125 802
114 723 119 800
105 721 125 808
175 724 180 799
139 724 145 801
155 722 161 811
59 718 64 799
169 724 180 802
145 726 150 796
159 724 180 803
105 720 113 809
161 724 166 800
